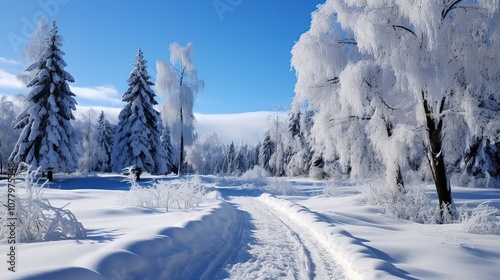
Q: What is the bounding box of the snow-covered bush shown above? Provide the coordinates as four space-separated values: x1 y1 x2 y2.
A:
240 166 269 186
0 164 86 242
458 202 500 235
264 178 299 196
118 176 215 211
361 183 439 224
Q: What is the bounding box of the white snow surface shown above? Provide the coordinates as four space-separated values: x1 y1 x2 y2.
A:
1 175 500 279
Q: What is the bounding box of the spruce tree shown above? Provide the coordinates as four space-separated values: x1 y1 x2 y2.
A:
223 142 236 174
112 49 167 174
10 21 78 173
94 111 114 172
259 131 275 173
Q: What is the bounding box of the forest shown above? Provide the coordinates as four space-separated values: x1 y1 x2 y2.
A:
1 1 499 216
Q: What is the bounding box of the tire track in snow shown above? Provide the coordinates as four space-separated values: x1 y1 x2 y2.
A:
217 196 344 279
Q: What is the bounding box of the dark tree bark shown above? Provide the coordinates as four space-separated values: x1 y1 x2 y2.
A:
422 93 453 221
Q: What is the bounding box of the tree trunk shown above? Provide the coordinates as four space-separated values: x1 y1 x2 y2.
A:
395 166 405 194
422 94 453 222
178 70 185 176
178 106 184 176
383 117 405 193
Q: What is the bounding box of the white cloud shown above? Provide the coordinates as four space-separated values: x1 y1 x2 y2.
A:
74 105 121 124
70 85 122 106
73 106 277 146
0 57 21 65
195 111 283 145
0 69 24 90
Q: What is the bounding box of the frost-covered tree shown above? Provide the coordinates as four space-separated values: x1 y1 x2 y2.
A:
267 110 288 177
293 0 499 219
291 1 378 180
17 18 48 86
286 103 313 177
94 111 114 172
186 133 225 174
10 21 79 173
331 0 500 217
76 108 98 174
156 42 204 175
112 49 167 174
0 95 20 173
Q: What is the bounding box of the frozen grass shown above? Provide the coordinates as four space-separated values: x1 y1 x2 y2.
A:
358 181 500 234
0 164 85 242
458 201 500 235
117 174 217 211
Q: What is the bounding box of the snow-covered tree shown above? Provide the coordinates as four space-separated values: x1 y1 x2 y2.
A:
112 48 167 174
0 95 20 173
331 0 500 217
292 0 499 219
291 1 378 180
94 111 114 173
286 103 313 177
161 125 175 174
76 108 98 174
10 21 79 173
186 133 225 174
259 131 275 174
234 144 249 175
223 142 237 174
156 42 204 175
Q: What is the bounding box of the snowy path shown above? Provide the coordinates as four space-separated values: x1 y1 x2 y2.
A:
215 196 345 279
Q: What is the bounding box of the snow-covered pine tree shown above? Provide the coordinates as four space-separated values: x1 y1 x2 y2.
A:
10 21 79 173
94 111 114 172
234 145 249 175
259 131 275 174
112 49 167 175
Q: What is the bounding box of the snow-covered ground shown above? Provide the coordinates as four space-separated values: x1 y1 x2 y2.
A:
1 174 500 279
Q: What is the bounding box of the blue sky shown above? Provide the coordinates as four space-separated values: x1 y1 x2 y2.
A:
0 0 323 114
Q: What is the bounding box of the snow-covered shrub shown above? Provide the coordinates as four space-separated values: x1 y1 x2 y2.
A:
240 166 269 186
458 202 500 235
0 164 86 242
361 182 438 224
264 178 299 196
118 176 215 211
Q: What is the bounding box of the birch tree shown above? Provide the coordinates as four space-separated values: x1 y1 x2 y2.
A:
156 42 204 175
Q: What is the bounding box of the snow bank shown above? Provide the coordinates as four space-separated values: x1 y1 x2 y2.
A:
259 193 409 279
13 201 240 280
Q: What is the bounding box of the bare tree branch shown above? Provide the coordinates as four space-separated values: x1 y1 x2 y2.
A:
442 0 463 20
